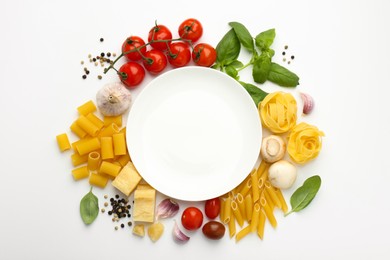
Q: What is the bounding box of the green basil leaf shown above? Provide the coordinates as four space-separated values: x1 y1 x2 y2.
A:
230 60 244 69
286 175 321 216
255 28 276 51
216 29 241 65
252 54 271 84
239 81 268 106
267 62 299 87
229 21 254 52
225 65 239 80
80 187 99 225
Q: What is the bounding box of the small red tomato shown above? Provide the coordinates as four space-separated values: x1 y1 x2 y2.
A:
118 61 145 88
205 198 221 219
148 24 172 51
142 49 167 74
202 221 225 240
192 43 217 67
121 36 147 61
178 18 203 43
167 42 191 67
181 207 203 231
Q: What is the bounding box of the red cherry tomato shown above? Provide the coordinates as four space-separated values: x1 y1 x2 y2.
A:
205 198 221 219
178 18 203 43
148 24 172 51
121 36 147 61
167 42 191 67
142 49 167 74
181 207 203 230
118 61 145 88
192 43 217 67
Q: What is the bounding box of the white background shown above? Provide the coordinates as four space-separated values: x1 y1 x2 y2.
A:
1 0 389 259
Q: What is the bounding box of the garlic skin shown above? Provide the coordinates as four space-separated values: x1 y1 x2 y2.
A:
156 198 179 219
268 160 297 189
96 82 132 116
173 221 190 243
260 135 286 163
300 92 315 115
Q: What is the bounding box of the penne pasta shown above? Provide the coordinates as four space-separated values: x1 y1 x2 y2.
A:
260 196 277 228
257 210 266 240
239 178 252 198
75 137 100 155
104 115 122 127
77 100 96 116
265 181 282 209
231 201 244 227
251 169 260 202
100 137 114 160
72 166 89 180
87 151 101 171
56 133 71 152
76 115 100 137
275 188 289 213
244 194 253 223
250 203 261 232
235 225 251 242
223 197 231 224
228 212 236 238
263 189 275 210
236 193 247 221
113 133 127 156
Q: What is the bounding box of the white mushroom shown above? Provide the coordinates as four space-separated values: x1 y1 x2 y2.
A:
268 160 297 189
260 135 286 163
96 82 132 116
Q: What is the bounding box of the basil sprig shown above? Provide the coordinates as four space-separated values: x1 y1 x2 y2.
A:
285 175 321 216
80 187 99 225
215 22 300 106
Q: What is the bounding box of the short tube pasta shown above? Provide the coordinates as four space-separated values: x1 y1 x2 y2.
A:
99 161 121 177
76 115 100 137
70 121 87 139
56 133 71 152
98 123 120 137
88 151 101 171
77 100 96 116
75 137 100 155
72 166 89 180
101 137 114 160
86 113 104 130
113 133 126 156
104 115 122 127
116 153 131 167
89 173 109 188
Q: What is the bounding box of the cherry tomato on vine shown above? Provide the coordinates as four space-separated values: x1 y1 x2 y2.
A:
142 49 167 74
121 36 147 61
167 42 191 67
204 198 221 219
192 43 217 67
181 207 203 231
118 61 145 88
178 18 203 43
148 24 172 51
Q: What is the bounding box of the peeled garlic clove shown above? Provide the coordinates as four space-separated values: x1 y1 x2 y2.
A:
156 198 179 219
300 92 315 115
173 221 190 243
96 82 132 116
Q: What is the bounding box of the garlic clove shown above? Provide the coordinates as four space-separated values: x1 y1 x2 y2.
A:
173 220 190 243
300 92 315 115
156 198 179 220
96 82 132 116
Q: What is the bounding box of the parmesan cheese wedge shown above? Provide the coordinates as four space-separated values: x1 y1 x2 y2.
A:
133 184 156 223
112 161 142 196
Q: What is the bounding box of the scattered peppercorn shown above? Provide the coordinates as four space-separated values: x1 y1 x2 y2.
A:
284 45 288 50
82 75 87 79
115 194 120 199
98 75 102 80
107 52 111 57
128 221 132 227
291 55 295 60
104 195 108 199
121 224 125 228
115 226 118 230
101 208 105 213
100 38 104 42
104 202 108 207
282 51 286 55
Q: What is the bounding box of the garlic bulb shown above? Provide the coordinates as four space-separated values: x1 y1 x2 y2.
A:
96 82 132 116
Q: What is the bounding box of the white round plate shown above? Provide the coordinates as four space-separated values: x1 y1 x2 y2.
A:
126 67 262 201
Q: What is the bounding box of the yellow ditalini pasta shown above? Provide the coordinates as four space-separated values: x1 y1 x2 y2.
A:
75 137 100 155
86 113 104 130
101 137 114 160
72 166 89 180
259 91 297 134
88 151 101 171
89 172 109 188
56 133 71 152
76 115 100 137
99 161 121 177
70 121 87 139
113 133 126 156
104 115 122 127
71 153 88 166
98 123 120 137
77 100 96 116
287 122 325 164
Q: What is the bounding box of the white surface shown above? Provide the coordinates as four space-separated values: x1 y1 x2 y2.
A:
1 0 390 259
127 67 261 201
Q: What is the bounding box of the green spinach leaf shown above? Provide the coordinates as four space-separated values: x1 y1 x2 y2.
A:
286 175 321 216
239 81 268 106
267 62 299 87
255 28 276 51
229 22 254 52
216 29 241 66
80 187 99 225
